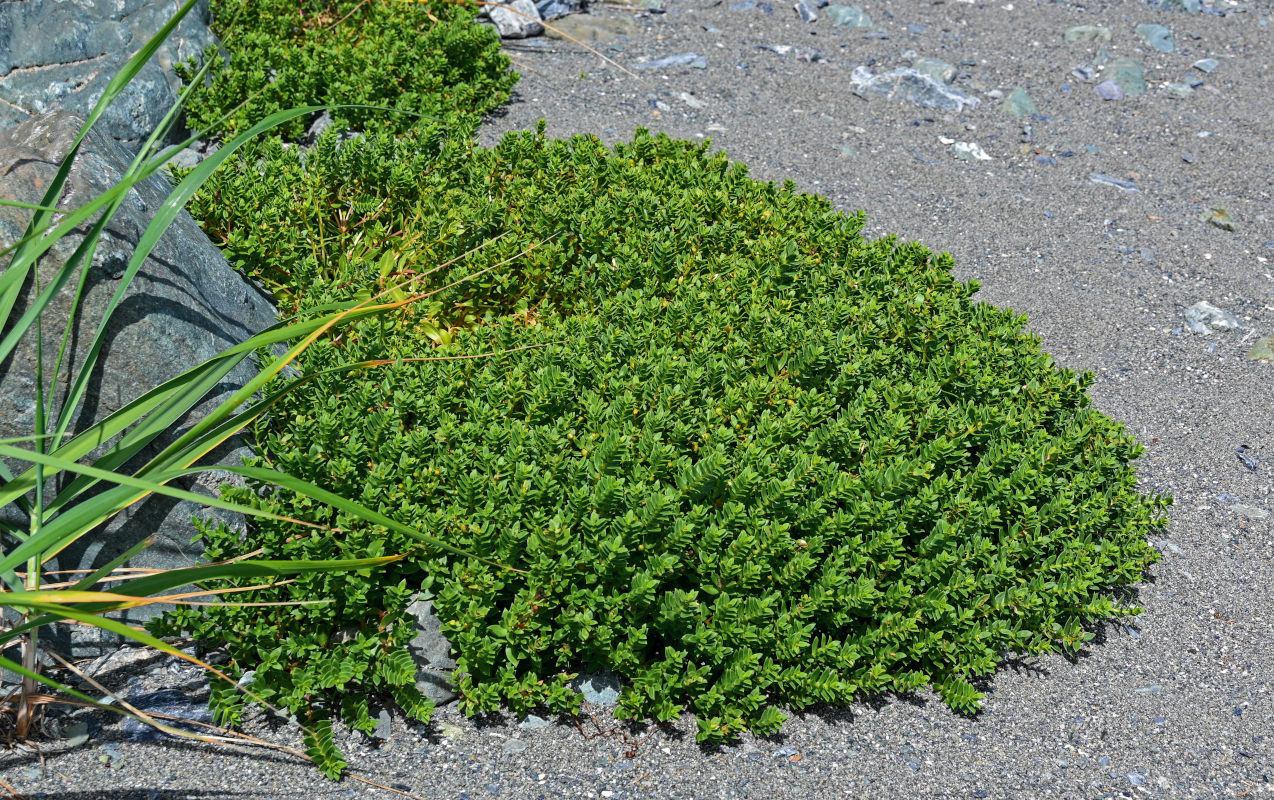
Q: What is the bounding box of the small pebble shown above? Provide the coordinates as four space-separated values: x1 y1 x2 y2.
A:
503 738 529 754
1090 173 1138 192
519 714 552 729
1095 80 1124 100
1201 206 1236 231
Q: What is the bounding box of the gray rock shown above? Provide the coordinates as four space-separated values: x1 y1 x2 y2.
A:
1150 0 1201 12
950 142 992 162
850 66 980 112
503 737 530 753
1136 23 1176 53
82 646 164 681
1089 173 1138 192
518 714 552 730
117 689 213 742
63 721 91 747
909 57 956 85
0 0 217 146
825 4 870 27
0 111 278 656
534 0 584 20
679 91 706 109
1182 301 1239 334
305 110 335 144
1193 57 1219 73
1072 65 1098 82
633 53 707 70
372 709 393 740
794 0 818 23
1063 25 1112 43
162 145 203 174
488 0 544 39
405 596 459 703
1230 504 1270 521
1095 80 1124 100
1234 445 1259 472
569 671 622 706
1162 83 1194 98
543 14 636 42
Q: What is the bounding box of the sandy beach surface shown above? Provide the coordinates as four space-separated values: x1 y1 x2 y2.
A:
2 1 1272 797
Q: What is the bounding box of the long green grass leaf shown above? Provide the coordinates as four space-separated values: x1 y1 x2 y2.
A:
47 104 325 451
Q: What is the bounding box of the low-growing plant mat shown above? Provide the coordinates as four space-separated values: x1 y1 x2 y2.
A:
178 0 517 141
152 122 1167 766
5 0 1272 796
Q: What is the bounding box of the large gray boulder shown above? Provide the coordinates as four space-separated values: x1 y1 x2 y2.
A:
0 110 277 656
0 0 217 147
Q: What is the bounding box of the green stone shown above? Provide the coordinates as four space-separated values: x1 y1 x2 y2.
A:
1157 0 1200 12
1001 87 1038 117
1202 206 1236 232
1107 57 1146 96
1136 23 1176 53
1162 82 1194 99
1063 25 1111 43
1247 336 1274 362
826 5 871 27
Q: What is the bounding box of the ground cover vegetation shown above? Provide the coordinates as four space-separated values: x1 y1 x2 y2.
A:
0 0 488 771
177 0 516 141
160 111 1171 772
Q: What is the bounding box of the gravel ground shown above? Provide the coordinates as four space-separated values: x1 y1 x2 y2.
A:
3 1 1273 798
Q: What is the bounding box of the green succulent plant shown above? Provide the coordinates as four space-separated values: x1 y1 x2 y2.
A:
162 124 1169 757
